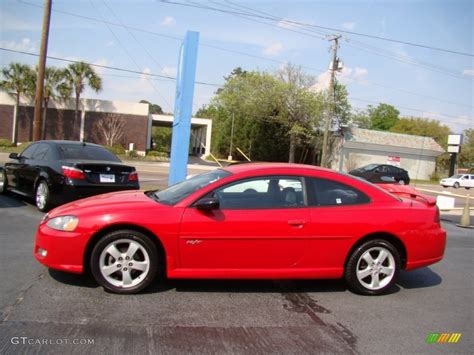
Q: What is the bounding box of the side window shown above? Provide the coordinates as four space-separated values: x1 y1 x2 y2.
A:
20 144 38 159
32 144 50 161
215 176 305 209
309 178 370 207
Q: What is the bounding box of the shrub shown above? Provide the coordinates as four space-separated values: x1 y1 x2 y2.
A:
147 150 168 158
429 171 441 182
106 144 125 155
128 149 138 158
0 139 13 147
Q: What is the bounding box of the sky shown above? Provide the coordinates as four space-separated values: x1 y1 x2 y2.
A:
0 0 473 134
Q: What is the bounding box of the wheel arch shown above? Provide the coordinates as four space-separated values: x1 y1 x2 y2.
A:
83 224 166 275
344 232 407 270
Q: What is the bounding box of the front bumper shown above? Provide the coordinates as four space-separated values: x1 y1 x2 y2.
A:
34 223 91 273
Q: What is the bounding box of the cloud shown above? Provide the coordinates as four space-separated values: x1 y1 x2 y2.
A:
462 69 474 77
277 19 301 30
0 38 36 52
310 66 369 92
92 58 109 75
161 16 176 27
262 42 283 56
160 66 177 78
342 22 356 30
105 41 115 47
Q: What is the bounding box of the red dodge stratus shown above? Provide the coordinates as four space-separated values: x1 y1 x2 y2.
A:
34 163 446 295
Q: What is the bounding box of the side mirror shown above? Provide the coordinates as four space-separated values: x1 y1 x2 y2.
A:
9 153 18 160
195 197 220 211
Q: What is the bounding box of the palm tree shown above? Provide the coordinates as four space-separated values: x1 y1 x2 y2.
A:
63 62 102 138
0 63 36 144
38 67 70 139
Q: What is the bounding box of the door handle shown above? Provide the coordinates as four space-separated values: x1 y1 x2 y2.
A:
288 220 306 226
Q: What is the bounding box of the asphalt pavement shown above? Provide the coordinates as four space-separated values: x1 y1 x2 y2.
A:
0 191 472 354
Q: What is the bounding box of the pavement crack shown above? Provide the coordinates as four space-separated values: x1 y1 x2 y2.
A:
1 271 46 322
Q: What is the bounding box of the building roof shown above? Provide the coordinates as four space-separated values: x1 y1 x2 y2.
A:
344 127 445 153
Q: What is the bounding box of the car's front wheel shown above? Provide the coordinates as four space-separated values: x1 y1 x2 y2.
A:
35 180 51 212
91 230 159 294
454 182 460 189
345 239 400 295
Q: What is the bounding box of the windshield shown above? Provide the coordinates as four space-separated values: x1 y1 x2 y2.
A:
359 164 380 172
59 144 121 162
154 169 231 205
450 175 462 179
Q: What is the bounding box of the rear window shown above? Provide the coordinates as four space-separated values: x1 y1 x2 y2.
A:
58 144 120 162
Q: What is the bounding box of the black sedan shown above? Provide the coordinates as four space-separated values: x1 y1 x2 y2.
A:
0 141 139 211
349 164 410 185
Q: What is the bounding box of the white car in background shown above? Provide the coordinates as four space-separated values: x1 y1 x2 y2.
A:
440 174 474 189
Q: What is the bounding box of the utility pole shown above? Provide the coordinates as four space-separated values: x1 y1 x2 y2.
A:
320 35 341 168
32 0 52 141
228 112 235 161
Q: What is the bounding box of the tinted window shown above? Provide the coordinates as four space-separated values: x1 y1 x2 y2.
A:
20 144 38 159
215 176 304 209
58 144 120 162
155 169 231 205
32 144 50 161
386 166 399 174
308 178 370 206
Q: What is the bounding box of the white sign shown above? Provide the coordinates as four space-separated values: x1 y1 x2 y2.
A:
436 195 455 211
448 134 462 145
447 146 460 153
387 156 401 167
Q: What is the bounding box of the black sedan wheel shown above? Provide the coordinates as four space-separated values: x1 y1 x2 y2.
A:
345 239 400 295
91 230 159 294
0 170 6 194
35 180 51 212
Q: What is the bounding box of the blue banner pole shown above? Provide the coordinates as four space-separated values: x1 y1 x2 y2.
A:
168 31 199 186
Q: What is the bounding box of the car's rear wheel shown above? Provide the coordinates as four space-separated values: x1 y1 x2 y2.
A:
345 239 400 295
91 230 158 294
398 179 406 185
454 182 460 189
35 180 51 212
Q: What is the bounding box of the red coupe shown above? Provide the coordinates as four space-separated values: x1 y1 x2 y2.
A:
34 163 446 295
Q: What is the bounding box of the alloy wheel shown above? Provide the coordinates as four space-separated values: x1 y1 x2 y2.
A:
36 181 49 211
356 247 396 291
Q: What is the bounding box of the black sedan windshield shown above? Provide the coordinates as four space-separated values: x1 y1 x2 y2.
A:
154 169 231 205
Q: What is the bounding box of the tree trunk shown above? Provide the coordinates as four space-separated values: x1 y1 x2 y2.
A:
75 93 80 140
12 94 20 145
288 132 297 163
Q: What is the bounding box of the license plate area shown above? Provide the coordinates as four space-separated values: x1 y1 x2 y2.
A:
99 174 115 183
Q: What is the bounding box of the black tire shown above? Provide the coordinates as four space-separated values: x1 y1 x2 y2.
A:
0 170 7 194
35 180 52 212
91 230 159 294
453 182 460 189
345 239 401 296
397 179 406 185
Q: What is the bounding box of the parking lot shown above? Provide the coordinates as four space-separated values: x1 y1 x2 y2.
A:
0 167 473 354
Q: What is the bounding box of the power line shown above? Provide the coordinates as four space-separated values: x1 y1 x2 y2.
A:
0 47 222 87
159 0 473 57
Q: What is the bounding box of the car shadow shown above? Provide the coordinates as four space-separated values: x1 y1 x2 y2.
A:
48 268 442 295
0 194 28 209
396 267 442 289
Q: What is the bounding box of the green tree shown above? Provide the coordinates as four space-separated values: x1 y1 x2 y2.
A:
459 129 474 170
37 66 69 139
139 100 163 114
63 62 102 136
277 63 325 162
368 103 400 131
0 63 36 144
333 82 351 126
350 108 372 128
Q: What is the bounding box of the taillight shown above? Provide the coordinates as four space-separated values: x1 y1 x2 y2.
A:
128 171 139 182
62 166 85 180
434 206 440 224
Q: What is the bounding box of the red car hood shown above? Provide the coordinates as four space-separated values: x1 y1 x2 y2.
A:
48 190 160 217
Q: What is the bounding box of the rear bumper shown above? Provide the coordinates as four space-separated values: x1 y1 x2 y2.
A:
52 184 139 205
405 228 447 271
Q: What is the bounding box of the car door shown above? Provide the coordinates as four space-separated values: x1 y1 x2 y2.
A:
178 176 311 270
6 143 38 193
306 177 372 268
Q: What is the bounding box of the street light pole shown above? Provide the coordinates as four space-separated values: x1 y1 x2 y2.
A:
33 0 52 141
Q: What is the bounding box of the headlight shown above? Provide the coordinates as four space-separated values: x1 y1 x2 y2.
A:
46 216 79 232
